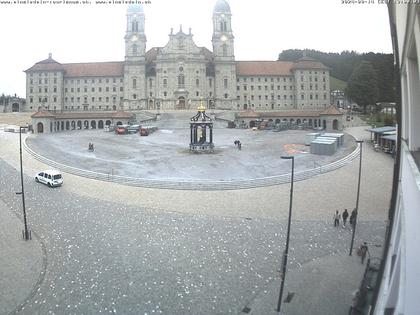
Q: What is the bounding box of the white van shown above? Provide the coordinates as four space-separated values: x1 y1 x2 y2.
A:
35 170 63 187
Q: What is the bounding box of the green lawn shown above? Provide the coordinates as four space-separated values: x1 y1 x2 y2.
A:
330 76 347 91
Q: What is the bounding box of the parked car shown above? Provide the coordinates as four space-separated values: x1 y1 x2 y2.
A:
140 126 157 136
115 125 129 135
35 170 63 187
127 124 140 134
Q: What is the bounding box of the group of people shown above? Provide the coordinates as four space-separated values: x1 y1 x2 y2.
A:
88 142 95 152
333 208 357 229
333 209 369 264
234 140 242 150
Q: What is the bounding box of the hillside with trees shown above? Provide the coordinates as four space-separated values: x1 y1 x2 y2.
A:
278 49 395 104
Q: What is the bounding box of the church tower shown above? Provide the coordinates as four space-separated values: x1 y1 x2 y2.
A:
123 4 147 110
212 0 236 109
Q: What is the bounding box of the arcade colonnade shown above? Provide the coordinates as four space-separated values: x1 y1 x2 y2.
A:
31 111 134 134
236 106 344 130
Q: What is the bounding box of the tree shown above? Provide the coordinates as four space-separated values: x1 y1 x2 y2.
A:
346 61 379 114
278 49 395 103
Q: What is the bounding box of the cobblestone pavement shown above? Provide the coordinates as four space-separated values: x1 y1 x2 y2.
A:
0 200 44 315
0 159 386 314
0 124 393 314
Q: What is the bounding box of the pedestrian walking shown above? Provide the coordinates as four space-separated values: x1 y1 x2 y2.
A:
349 208 357 229
333 210 340 227
358 242 369 264
238 141 242 150
342 209 349 227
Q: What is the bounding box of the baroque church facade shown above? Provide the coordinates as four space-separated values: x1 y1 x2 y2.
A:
25 0 331 113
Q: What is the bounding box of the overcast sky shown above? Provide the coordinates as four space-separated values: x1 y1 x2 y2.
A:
0 0 392 97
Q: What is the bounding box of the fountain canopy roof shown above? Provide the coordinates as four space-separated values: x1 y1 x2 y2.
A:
190 102 212 123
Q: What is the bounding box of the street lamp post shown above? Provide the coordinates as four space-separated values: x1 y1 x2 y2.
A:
276 156 295 313
18 126 30 240
349 140 363 255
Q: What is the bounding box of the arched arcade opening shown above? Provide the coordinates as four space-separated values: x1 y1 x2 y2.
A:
37 122 44 133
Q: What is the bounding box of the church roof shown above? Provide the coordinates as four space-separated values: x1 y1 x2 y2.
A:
214 0 231 13
26 55 328 79
236 61 294 76
319 105 343 116
201 47 214 61
62 62 123 77
237 109 259 118
127 4 143 13
26 55 124 77
112 111 134 118
146 47 160 62
25 54 64 72
31 111 56 118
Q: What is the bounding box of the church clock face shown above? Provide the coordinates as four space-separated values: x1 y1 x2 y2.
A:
131 35 138 42
220 35 228 42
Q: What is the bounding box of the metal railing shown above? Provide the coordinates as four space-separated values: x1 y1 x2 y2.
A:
24 140 360 190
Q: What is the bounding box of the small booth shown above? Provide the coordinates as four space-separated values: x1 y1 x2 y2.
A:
322 133 344 147
368 126 397 153
305 132 320 145
368 126 396 144
381 133 397 154
189 102 214 152
310 139 337 156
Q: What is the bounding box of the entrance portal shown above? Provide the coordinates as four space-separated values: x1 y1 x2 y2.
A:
37 122 44 133
176 97 186 110
12 103 19 112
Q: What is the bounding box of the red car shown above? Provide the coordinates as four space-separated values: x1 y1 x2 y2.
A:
115 125 128 135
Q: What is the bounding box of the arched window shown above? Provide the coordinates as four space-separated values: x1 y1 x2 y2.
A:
222 44 227 56
220 20 227 32
132 44 137 55
133 78 136 88
178 75 185 88
132 21 138 32
163 78 167 87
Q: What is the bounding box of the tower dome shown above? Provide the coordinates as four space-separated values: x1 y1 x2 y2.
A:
127 4 144 13
213 0 231 13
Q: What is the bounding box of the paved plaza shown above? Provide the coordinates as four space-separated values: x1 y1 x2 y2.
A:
26 112 356 183
0 113 394 314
